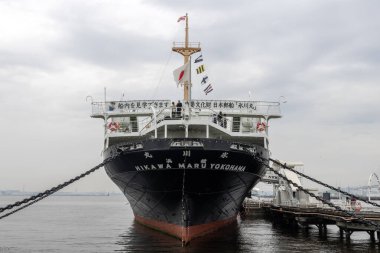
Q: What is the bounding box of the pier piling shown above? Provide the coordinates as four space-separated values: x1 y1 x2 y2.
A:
243 200 380 244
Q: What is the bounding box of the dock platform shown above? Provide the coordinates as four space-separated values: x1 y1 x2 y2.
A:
243 199 380 242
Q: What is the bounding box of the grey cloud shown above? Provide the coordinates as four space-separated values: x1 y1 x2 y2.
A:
57 25 169 69
1 0 379 191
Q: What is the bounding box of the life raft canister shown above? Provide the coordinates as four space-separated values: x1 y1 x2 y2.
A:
108 122 120 132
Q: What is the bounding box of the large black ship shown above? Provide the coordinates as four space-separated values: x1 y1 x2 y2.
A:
90 14 281 244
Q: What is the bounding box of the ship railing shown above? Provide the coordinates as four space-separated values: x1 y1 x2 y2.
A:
91 100 281 119
243 198 273 209
194 107 267 134
91 102 106 115
192 107 233 132
138 107 192 135
172 42 201 48
277 201 380 213
91 100 172 116
106 106 268 136
139 108 168 135
189 100 281 118
106 107 176 136
106 115 151 134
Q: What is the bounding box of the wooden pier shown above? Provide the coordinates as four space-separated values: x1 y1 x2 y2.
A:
243 199 380 242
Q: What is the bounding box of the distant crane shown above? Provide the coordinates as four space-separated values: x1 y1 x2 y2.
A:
368 173 380 201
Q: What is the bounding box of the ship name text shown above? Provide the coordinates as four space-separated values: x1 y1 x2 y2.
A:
135 163 246 172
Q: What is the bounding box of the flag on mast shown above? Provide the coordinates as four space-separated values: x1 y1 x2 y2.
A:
173 62 190 86
194 54 203 63
201 76 208 85
204 84 213 95
177 15 186 22
196 65 205 74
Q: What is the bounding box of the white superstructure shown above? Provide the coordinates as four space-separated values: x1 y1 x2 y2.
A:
91 99 282 148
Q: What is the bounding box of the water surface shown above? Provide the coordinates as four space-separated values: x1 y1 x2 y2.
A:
0 196 378 252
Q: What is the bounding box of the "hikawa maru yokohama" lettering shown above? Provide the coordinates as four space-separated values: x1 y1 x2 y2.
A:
135 163 246 172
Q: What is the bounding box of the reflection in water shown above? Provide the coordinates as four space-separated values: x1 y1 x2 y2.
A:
115 219 242 253
115 216 380 253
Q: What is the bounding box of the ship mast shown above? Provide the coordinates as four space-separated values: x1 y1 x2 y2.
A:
172 13 201 102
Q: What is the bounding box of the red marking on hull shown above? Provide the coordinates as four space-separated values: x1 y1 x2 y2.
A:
135 214 237 244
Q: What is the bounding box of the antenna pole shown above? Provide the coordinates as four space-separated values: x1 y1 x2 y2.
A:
185 13 189 53
189 56 191 101
184 14 190 101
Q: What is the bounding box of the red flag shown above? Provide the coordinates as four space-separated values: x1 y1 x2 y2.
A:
177 16 186 22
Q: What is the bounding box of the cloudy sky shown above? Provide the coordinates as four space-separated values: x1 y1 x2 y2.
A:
0 0 379 193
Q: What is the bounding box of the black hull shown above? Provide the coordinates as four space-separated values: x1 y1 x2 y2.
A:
104 138 268 242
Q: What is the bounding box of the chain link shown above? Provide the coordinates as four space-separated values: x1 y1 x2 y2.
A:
0 195 47 220
0 152 121 220
253 155 380 230
269 158 380 208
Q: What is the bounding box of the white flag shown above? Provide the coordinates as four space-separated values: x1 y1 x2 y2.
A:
173 62 190 86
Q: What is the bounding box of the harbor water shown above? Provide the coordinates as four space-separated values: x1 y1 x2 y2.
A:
0 195 379 252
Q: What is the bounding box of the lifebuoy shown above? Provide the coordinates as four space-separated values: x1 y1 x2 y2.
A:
355 202 362 213
256 122 266 132
108 122 120 132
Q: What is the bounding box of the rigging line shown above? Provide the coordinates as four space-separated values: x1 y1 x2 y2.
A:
150 24 181 100
254 155 380 230
150 51 173 99
269 158 380 209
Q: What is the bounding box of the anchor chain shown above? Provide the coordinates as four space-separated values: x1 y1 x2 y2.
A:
269 158 380 209
253 155 380 230
0 195 47 220
0 153 121 220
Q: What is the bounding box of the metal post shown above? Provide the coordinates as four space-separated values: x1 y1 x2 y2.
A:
345 230 352 240
150 106 157 138
370 231 375 242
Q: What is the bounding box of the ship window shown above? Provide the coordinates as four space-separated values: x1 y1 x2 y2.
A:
170 140 204 147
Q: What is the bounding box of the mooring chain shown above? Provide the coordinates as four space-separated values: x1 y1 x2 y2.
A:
0 152 121 220
269 158 380 209
253 155 380 230
0 195 47 220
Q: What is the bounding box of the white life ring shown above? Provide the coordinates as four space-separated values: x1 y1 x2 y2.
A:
256 122 266 132
108 122 120 132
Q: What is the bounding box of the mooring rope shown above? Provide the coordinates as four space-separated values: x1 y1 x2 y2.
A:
0 152 121 220
252 154 380 230
269 158 380 209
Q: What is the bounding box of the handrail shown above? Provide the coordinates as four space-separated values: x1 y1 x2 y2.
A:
139 108 167 135
193 107 232 123
105 105 268 136
173 42 201 48
91 99 281 116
